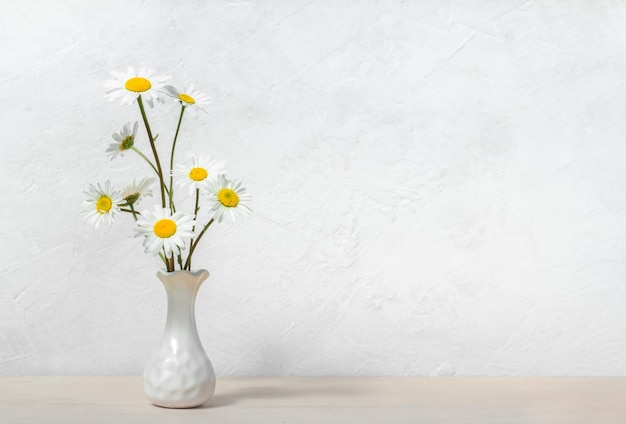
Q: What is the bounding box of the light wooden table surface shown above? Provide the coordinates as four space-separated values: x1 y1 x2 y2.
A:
1 377 625 423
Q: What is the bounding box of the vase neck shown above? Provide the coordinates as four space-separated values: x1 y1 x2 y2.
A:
156 270 209 338
165 283 199 331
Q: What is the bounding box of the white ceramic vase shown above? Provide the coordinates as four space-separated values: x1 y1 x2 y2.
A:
143 269 216 408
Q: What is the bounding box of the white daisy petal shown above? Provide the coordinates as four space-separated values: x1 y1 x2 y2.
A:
104 67 170 107
81 181 124 229
162 83 211 112
106 121 139 160
172 154 226 196
203 174 252 223
121 177 155 207
134 206 196 257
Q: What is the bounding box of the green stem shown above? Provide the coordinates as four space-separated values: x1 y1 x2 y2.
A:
121 207 141 217
193 188 200 223
159 248 174 272
137 95 166 208
177 251 184 270
184 218 214 271
187 188 201 270
158 252 168 268
131 146 159 176
169 105 186 213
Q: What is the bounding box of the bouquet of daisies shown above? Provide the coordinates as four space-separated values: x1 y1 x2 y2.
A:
82 67 251 272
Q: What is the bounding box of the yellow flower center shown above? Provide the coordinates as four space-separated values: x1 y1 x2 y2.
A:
189 167 208 181
179 93 195 104
124 192 140 206
125 77 152 93
96 195 112 214
218 188 239 207
153 218 177 238
120 135 134 151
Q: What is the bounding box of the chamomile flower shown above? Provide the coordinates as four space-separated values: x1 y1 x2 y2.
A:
104 67 169 108
135 206 196 256
172 154 226 195
204 174 252 223
106 121 138 160
82 181 124 229
163 84 211 112
122 177 155 207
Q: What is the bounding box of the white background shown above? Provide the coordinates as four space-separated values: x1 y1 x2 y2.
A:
1 0 626 376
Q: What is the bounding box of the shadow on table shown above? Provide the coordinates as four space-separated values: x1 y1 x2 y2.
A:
198 394 237 408
199 379 375 409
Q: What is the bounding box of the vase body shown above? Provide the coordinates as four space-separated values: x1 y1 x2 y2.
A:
143 269 216 408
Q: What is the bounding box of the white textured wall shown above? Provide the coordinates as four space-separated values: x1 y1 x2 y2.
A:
2 0 626 376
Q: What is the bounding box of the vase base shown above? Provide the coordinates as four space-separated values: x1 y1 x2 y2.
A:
144 378 216 409
150 399 212 409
